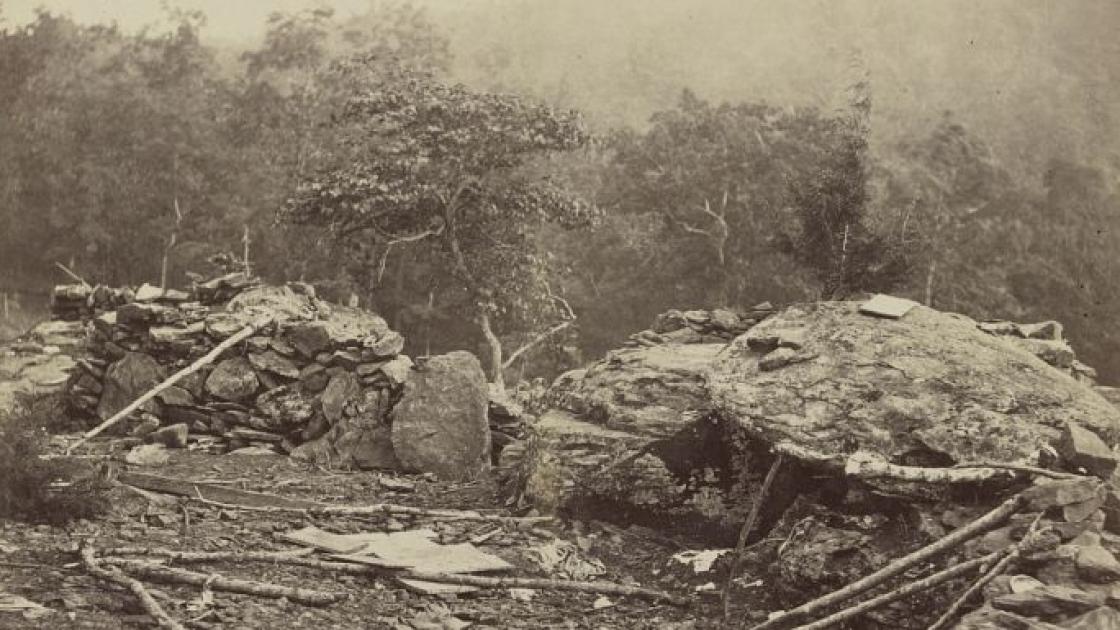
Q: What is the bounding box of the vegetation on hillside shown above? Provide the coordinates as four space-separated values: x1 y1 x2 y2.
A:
0 5 1117 384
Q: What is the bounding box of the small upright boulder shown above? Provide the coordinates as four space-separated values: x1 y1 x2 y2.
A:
391 351 490 480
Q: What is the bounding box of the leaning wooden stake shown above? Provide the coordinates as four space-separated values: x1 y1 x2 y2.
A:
107 559 348 607
927 513 1047 630
788 552 1001 630
80 545 186 630
55 261 91 288
723 453 783 619
67 317 270 454
749 494 1025 630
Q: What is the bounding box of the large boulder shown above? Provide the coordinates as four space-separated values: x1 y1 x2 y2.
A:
97 352 166 419
391 351 490 481
509 299 1120 537
707 302 1120 472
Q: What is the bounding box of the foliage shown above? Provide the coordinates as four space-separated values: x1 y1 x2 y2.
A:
284 64 594 384
780 99 912 299
0 392 109 524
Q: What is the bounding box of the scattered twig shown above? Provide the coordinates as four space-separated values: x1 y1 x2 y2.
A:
926 513 1047 630
105 559 349 607
103 547 313 562
80 544 186 630
788 552 1001 630
396 570 689 607
102 552 376 577
948 463 1081 481
723 453 784 619
749 494 1025 630
188 490 551 525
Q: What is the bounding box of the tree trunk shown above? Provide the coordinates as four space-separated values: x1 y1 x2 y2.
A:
924 259 937 307
477 307 504 391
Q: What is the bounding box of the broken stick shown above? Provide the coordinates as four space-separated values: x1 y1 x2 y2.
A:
927 513 1048 630
67 317 271 454
749 493 1025 630
395 571 689 607
106 559 348 606
80 545 186 630
788 551 1001 630
188 489 550 524
723 453 783 619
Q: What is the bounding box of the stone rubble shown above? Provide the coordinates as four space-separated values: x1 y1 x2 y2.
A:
48 274 496 480
505 299 1120 629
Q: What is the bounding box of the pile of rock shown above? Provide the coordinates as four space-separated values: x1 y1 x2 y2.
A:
49 283 132 321
624 303 775 347
63 275 415 467
0 319 84 411
505 299 1120 627
978 318 1100 384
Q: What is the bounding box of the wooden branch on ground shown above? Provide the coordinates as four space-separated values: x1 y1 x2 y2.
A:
67 317 271 454
102 552 378 577
789 552 1001 630
187 490 551 525
949 463 1081 481
723 453 783 619
927 513 1048 630
772 443 1038 485
80 545 186 630
106 559 349 607
396 570 689 607
749 494 1025 630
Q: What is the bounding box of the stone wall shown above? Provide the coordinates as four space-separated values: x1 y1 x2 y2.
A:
57 274 493 480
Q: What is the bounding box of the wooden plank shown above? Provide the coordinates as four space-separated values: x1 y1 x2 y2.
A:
117 472 322 510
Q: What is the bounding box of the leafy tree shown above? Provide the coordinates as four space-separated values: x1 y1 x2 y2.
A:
1010 160 1120 382
0 11 239 286
607 90 829 308
283 65 594 388
781 93 911 299
875 114 1012 308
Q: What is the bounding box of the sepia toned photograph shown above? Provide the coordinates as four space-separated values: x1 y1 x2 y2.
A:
0 1 1117 628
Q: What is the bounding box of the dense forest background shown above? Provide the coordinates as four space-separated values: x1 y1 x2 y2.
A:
1 1 1118 385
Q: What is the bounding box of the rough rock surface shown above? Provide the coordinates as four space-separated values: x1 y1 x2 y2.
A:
97 352 166 419
391 351 490 481
204 357 260 402
708 302 1120 471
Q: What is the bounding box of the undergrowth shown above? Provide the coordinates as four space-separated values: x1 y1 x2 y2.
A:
0 391 109 524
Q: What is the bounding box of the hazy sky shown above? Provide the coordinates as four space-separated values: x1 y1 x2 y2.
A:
3 0 1117 172
1 0 401 41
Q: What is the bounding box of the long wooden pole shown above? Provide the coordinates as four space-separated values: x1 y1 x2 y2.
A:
749 494 1025 630
66 318 269 454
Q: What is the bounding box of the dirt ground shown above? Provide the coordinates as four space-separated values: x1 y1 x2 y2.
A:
0 443 730 629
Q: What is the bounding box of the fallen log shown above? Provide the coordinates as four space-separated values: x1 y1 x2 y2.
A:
927 513 1048 630
106 559 348 606
395 570 690 607
117 471 551 525
67 317 270 454
750 493 1026 630
79 545 185 630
